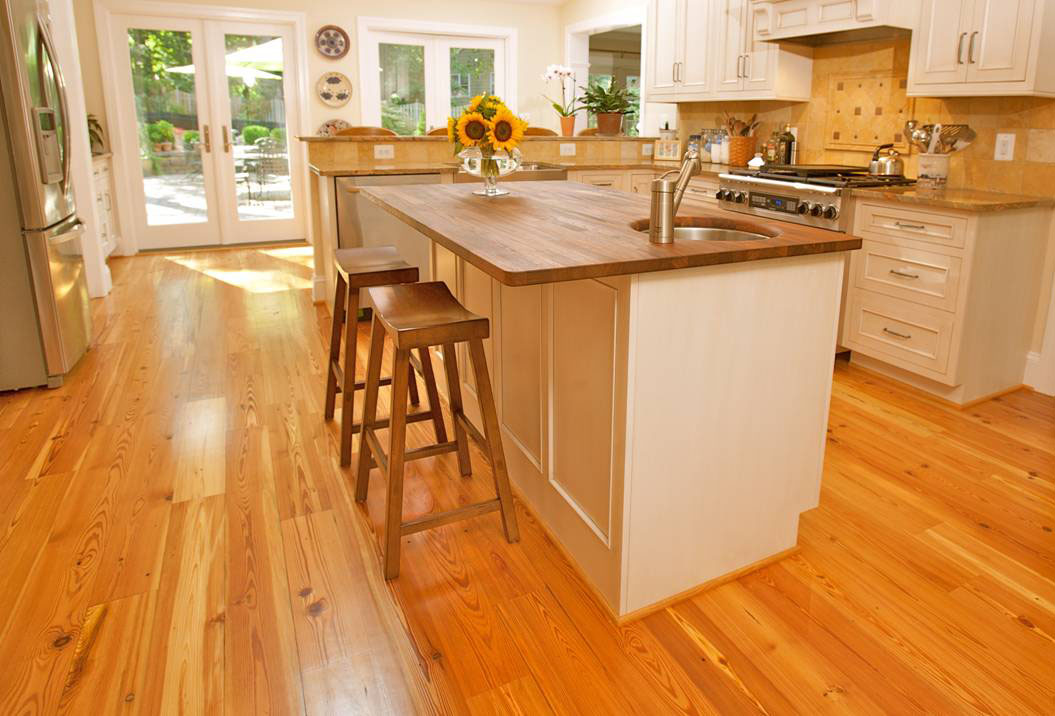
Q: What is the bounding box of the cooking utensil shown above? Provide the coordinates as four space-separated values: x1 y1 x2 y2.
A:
938 124 976 153
869 143 904 176
928 123 942 154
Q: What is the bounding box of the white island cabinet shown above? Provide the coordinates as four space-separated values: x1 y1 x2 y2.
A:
355 182 856 619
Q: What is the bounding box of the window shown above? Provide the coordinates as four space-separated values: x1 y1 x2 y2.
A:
358 19 515 135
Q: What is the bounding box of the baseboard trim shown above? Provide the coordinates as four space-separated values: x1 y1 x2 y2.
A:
1025 350 1055 397
312 275 327 303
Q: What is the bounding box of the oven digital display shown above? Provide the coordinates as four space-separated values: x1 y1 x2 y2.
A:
749 193 799 214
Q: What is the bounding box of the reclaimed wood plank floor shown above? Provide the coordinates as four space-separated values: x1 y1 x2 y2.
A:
0 246 1051 714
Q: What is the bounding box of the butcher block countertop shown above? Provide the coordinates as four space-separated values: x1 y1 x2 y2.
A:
359 181 861 286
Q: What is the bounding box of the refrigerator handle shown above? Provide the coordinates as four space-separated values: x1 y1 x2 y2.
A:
37 13 71 192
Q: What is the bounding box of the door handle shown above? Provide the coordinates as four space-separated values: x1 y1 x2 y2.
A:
743 54 751 79
222 125 232 153
202 124 212 152
968 31 978 63
736 55 743 78
957 32 967 64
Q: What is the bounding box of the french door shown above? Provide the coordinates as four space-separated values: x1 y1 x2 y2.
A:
111 15 305 250
360 31 506 135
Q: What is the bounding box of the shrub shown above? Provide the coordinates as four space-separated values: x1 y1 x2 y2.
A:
183 130 200 148
270 127 286 145
147 120 175 145
241 125 270 145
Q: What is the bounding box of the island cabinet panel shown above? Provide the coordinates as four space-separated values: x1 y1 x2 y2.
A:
498 284 544 467
551 279 619 542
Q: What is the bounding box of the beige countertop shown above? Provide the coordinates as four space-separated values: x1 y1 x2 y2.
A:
358 181 859 286
312 161 734 178
851 186 1055 212
299 134 658 143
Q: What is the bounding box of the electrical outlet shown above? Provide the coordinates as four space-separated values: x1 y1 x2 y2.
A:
641 143 653 157
994 133 1015 161
559 143 576 157
373 144 395 160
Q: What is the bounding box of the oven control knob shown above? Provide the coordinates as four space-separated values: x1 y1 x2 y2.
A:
715 189 726 200
809 203 823 217
733 192 747 204
823 205 839 220
796 202 811 215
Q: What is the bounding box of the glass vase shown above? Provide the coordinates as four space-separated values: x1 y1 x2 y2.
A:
458 147 522 197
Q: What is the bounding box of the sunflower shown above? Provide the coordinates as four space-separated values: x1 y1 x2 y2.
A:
467 94 486 112
456 112 490 146
487 107 525 152
446 116 456 143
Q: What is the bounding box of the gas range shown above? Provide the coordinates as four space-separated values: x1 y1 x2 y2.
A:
717 164 915 232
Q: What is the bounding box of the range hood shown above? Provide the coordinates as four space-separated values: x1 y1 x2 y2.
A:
767 26 912 47
752 1 917 46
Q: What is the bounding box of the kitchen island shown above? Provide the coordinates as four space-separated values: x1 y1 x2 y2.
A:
357 181 860 619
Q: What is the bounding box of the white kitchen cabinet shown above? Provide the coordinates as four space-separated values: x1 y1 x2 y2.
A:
749 0 916 42
645 0 811 102
645 0 712 100
842 199 1051 405
91 155 119 257
908 0 1055 96
568 170 631 192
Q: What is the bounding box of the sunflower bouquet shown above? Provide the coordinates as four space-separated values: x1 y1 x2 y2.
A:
448 94 527 196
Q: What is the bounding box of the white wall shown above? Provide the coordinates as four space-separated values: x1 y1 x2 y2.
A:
74 0 562 138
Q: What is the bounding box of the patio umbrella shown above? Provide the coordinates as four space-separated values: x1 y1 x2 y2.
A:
223 38 285 73
165 63 280 86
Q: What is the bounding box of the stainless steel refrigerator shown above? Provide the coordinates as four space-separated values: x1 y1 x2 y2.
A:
0 0 91 391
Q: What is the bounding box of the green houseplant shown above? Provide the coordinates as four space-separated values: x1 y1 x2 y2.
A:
578 78 634 136
87 114 105 155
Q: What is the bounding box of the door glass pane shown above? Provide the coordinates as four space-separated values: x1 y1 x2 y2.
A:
223 34 292 221
127 28 207 225
379 43 425 135
449 47 494 116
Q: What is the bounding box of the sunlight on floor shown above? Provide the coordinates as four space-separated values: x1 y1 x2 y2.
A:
165 254 312 293
258 245 314 270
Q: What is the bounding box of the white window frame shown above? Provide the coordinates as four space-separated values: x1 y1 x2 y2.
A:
357 17 517 133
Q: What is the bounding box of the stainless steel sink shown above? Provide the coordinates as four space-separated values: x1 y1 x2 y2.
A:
659 227 769 241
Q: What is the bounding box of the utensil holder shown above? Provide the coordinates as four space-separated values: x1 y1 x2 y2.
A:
917 153 949 189
727 136 756 167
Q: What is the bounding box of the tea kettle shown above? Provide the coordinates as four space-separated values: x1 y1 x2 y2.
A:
869 144 904 176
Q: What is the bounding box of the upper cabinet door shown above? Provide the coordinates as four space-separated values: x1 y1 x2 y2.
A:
714 0 746 92
912 0 972 85
678 0 712 97
646 0 680 96
743 3 776 92
965 0 1035 83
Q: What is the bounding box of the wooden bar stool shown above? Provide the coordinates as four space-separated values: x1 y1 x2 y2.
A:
323 247 447 466
354 281 520 579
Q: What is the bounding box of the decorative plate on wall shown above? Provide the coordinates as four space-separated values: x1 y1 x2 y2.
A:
316 72 352 107
315 25 349 59
317 118 351 137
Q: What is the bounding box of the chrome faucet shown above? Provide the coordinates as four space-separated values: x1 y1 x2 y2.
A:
648 148 702 244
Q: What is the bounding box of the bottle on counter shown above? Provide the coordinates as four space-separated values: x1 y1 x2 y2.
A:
710 130 722 163
763 134 779 164
719 129 730 164
778 124 796 164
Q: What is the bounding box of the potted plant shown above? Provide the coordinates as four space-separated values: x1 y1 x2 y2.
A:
579 78 633 136
87 114 105 155
147 119 175 152
542 64 578 136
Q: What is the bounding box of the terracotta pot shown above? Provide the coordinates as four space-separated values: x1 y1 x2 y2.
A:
595 112 623 136
560 114 576 137
727 135 756 167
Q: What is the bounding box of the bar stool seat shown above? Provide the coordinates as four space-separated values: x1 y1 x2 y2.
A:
324 247 447 467
355 281 520 579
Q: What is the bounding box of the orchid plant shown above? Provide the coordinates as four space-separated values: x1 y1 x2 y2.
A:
542 64 578 118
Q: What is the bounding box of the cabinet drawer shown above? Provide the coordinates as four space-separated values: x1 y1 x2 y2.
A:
577 172 627 191
844 289 956 378
855 202 967 249
853 239 962 311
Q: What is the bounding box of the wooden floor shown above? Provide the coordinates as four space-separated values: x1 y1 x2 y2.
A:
1 247 1052 715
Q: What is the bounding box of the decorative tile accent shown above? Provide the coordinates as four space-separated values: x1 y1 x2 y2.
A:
825 72 909 152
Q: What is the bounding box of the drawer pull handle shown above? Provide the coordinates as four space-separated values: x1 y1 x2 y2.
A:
894 221 926 231
889 268 920 279
882 327 912 340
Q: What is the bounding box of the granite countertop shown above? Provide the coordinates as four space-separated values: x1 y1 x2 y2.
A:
299 135 658 143
313 161 733 178
359 181 860 286
852 186 1055 212
310 163 460 177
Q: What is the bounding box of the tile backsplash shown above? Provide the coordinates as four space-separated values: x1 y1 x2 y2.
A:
677 37 1055 197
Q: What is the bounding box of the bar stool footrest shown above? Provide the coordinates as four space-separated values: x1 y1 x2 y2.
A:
401 499 501 536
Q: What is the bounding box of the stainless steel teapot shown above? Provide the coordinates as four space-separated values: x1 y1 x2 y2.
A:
869 143 904 176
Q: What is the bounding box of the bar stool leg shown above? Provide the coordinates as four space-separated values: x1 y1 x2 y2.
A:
339 286 362 466
384 348 412 580
467 338 520 543
355 316 386 503
417 347 448 444
441 342 472 477
323 273 347 421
